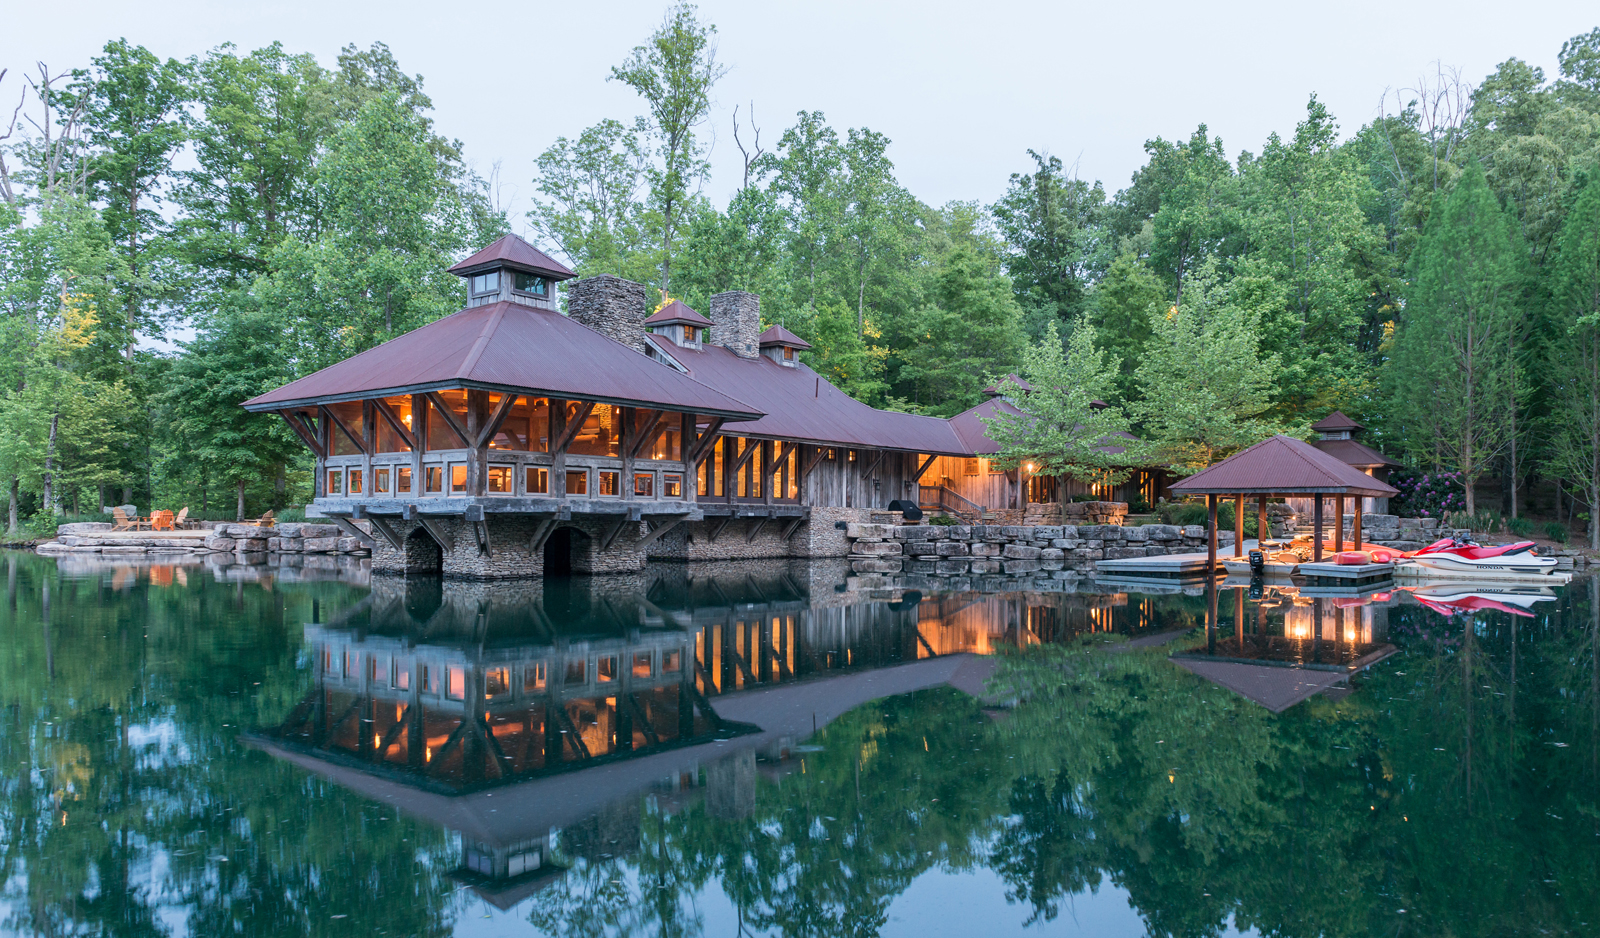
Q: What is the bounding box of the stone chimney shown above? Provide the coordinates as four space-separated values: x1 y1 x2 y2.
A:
566 275 649 353
709 291 761 359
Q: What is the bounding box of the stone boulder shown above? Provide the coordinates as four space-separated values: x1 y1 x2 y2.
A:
57 522 113 535
303 536 341 553
203 535 236 551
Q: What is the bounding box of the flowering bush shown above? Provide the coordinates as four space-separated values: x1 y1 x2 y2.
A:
1390 468 1467 519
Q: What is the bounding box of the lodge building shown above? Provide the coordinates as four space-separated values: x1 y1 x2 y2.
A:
244 234 1168 578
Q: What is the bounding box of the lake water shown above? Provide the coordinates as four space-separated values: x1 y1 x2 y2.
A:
1 550 1596 937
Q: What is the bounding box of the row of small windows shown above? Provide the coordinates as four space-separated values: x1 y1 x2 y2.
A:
469 270 548 297
326 464 684 498
324 648 685 698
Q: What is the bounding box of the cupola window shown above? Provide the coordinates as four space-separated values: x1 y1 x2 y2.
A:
683 325 698 343
469 271 500 296
513 271 547 296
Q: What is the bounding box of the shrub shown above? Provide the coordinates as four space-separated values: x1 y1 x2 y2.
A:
1506 515 1536 537
1389 468 1467 519
1545 522 1569 544
1155 500 1258 536
928 514 958 526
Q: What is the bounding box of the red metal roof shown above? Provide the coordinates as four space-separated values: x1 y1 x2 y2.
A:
1169 435 1398 496
647 335 967 454
946 397 1138 458
1313 437 1400 469
1310 410 1363 432
644 300 713 327
243 302 762 420
758 324 812 350
983 374 1031 396
446 234 576 280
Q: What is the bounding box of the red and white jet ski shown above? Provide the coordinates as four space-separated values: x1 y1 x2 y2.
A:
1403 537 1557 575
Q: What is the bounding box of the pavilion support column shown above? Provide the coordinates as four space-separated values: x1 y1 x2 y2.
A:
1353 502 1363 548
1257 495 1268 546
1313 495 1324 563
1334 494 1346 554
1207 494 1218 574
1233 494 1244 558
552 401 568 498
412 393 427 499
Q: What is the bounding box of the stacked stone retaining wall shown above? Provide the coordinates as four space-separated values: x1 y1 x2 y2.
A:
844 522 1226 579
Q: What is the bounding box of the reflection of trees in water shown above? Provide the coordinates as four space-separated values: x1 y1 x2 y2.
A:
525 593 1600 938
0 553 458 938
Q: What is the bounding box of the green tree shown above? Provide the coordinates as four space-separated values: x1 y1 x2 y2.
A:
1084 252 1167 401
895 245 1026 415
528 118 656 281
982 322 1139 487
610 1 727 295
1389 160 1524 513
991 150 1109 328
1132 259 1284 473
1544 167 1600 547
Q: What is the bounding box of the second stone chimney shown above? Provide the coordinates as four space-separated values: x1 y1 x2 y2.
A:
709 291 761 359
567 275 649 353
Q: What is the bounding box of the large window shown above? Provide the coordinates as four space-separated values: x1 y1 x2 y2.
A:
490 396 549 452
634 410 682 461
568 402 621 457
427 390 469 450
526 467 548 494
487 465 513 494
326 401 364 456
376 397 413 452
513 271 547 295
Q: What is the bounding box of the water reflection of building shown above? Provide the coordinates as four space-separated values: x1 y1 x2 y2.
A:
1171 585 1398 711
252 561 1202 901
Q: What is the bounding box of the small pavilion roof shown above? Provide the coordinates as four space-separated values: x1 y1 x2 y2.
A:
1169 657 1350 712
1169 434 1398 497
644 300 713 328
1310 410 1363 432
243 301 762 421
758 324 812 350
983 374 1031 396
446 234 575 281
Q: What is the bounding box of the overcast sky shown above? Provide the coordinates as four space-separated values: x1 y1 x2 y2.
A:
4 0 1597 233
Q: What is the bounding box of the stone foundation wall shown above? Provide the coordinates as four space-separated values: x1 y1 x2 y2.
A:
369 515 652 579
845 522 1223 578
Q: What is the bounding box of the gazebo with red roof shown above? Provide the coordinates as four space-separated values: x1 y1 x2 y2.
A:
1169 434 1399 571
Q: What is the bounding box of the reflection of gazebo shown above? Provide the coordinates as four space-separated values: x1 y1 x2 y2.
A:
1170 435 1400 569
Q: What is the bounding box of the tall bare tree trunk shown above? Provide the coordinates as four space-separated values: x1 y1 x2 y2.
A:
41 411 59 515
235 479 246 522
6 476 17 534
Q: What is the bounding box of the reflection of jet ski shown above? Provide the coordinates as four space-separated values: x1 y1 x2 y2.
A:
1404 538 1558 575
1404 583 1558 618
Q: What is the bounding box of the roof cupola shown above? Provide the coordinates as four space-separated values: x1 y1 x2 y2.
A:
645 298 713 350
448 233 576 310
757 324 811 367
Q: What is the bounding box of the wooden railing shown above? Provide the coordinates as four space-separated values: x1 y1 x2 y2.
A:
919 484 985 520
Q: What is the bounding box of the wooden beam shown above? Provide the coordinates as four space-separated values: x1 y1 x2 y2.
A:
422 392 471 447
551 401 595 455
745 515 771 543
281 411 325 458
473 393 519 450
860 449 887 480
780 515 807 540
909 453 937 484
328 516 375 548
528 516 558 553
367 515 404 551
320 405 368 455
418 517 454 551
371 398 416 450
799 445 826 481
726 437 760 476
598 515 630 551
766 440 798 482
685 417 726 466
707 514 734 543
472 518 491 557
626 409 666 459
636 515 686 549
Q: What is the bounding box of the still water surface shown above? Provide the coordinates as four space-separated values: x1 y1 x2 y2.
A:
1 551 1596 937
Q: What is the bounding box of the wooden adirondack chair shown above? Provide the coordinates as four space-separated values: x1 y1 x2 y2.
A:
150 510 175 531
112 507 150 531
174 507 194 530
246 509 275 529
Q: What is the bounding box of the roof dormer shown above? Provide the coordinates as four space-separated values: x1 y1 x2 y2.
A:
645 299 713 350
758 324 811 367
448 233 576 309
1311 410 1362 442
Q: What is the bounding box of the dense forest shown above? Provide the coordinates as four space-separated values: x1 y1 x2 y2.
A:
4 7 1600 540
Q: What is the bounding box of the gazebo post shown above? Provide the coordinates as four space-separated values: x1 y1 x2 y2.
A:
1312 495 1324 563
1353 502 1363 548
1334 494 1345 554
1257 495 1268 546
1207 493 1218 574
1233 493 1244 557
